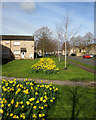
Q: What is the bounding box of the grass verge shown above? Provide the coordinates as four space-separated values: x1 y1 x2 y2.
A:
2 57 94 81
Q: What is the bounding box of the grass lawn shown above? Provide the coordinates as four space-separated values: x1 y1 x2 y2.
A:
47 85 95 119
2 56 94 81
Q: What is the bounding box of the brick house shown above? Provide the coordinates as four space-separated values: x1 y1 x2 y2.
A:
1 35 34 60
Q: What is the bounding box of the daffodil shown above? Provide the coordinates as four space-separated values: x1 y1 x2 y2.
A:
26 101 30 105
33 106 36 109
10 113 13 117
29 98 35 102
32 114 37 118
0 109 3 113
36 100 39 104
50 99 53 102
11 99 14 104
39 114 42 118
13 115 17 118
8 103 11 107
1 104 4 107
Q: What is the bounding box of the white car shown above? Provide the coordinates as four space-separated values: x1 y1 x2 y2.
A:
90 54 94 58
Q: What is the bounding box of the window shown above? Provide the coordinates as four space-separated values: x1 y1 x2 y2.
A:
2 50 9 54
14 50 20 55
14 42 20 45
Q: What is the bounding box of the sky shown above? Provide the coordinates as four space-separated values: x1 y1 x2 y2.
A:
1 2 94 39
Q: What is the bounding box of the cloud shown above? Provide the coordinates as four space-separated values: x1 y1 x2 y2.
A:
20 2 36 12
38 2 66 16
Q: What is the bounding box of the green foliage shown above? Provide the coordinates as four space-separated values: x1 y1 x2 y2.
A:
1 79 58 120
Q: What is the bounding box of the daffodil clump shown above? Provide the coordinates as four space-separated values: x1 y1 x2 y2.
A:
0 79 58 120
31 58 59 74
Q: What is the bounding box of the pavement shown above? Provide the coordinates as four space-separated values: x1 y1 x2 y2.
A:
67 60 94 74
67 56 95 66
0 76 96 87
61 56 95 74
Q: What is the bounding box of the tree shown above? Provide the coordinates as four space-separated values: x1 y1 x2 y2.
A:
56 14 71 69
62 41 70 52
34 27 53 57
69 32 94 54
83 32 94 46
34 27 58 56
37 37 57 53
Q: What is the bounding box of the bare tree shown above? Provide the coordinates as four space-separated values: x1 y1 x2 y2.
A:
62 41 70 54
69 32 94 54
83 32 94 46
34 27 53 57
56 14 71 69
56 14 81 69
34 27 58 56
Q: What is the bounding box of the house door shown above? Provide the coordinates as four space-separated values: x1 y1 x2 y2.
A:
22 52 25 58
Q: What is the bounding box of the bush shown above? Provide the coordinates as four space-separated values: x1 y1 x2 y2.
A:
31 58 59 74
0 79 58 120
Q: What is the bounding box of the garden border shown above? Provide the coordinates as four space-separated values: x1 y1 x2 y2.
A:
0 76 96 87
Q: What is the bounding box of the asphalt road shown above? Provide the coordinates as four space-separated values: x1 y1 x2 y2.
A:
67 56 95 67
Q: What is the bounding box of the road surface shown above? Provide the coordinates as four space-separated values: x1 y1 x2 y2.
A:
67 56 95 67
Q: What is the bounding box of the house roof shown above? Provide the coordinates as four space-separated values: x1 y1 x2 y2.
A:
1 35 34 41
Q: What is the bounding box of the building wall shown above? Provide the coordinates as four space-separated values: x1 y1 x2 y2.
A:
20 40 34 59
1 39 34 59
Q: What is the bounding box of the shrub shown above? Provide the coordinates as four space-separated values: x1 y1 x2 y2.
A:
31 58 59 74
0 79 58 120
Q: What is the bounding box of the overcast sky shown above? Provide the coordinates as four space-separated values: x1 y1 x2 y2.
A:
1 2 94 38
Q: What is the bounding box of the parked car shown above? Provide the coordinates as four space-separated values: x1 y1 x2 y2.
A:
38 53 42 58
71 53 76 56
83 55 90 58
90 54 94 58
44 53 49 56
55 53 62 55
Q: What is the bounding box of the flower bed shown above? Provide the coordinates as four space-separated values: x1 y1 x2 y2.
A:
0 79 58 120
31 58 59 74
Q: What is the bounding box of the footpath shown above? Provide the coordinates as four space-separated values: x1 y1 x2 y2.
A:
0 76 96 87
